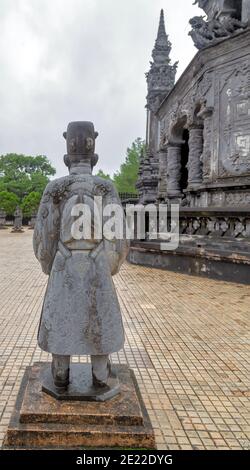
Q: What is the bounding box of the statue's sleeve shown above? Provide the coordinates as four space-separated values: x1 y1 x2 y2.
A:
103 183 130 276
33 183 60 275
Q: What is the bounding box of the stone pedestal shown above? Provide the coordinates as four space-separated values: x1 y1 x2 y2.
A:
4 363 155 449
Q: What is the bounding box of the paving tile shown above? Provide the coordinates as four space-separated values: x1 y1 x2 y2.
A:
0 229 249 449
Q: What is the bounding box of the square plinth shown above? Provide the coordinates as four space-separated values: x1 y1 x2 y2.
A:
4 363 156 449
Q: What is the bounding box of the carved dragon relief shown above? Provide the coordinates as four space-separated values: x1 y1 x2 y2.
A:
190 0 247 50
218 60 250 177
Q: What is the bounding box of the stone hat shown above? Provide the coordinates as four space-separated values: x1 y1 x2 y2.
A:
63 121 99 168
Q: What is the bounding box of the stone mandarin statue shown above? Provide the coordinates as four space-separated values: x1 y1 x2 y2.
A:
12 206 23 232
33 122 129 393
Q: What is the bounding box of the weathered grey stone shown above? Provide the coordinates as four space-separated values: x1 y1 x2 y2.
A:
11 206 23 233
242 0 250 24
188 125 204 189
166 143 183 198
137 10 177 204
156 28 250 207
133 6 250 285
190 1 247 50
29 212 37 230
33 121 129 396
0 209 6 229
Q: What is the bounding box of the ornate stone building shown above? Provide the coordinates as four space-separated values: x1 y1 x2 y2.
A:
136 10 177 204
130 1 250 283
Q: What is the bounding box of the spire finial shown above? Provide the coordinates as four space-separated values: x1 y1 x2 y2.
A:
152 9 171 63
157 9 166 39
146 8 178 112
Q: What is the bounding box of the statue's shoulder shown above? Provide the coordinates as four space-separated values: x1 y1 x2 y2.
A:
92 176 117 196
42 176 73 203
44 176 69 192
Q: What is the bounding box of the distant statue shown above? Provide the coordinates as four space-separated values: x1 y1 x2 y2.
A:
29 212 37 230
0 209 6 229
33 122 129 397
12 206 23 233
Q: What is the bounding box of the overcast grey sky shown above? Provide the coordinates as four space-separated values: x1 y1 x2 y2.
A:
0 0 201 177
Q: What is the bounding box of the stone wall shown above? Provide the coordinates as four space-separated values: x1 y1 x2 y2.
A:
156 28 250 208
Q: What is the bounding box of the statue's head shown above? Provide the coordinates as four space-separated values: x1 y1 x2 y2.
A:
63 121 99 170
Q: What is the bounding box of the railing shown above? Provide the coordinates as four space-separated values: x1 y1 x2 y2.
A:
119 192 138 201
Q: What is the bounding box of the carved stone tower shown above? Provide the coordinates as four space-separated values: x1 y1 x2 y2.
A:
146 9 177 117
137 10 178 204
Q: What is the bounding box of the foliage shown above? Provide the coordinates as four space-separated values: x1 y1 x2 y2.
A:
21 192 41 217
113 138 144 194
0 154 56 179
0 154 56 217
0 154 56 200
0 191 20 216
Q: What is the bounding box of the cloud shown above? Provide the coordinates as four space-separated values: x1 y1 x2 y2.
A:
0 0 200 177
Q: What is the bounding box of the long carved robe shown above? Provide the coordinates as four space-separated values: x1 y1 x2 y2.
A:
33 174 128 356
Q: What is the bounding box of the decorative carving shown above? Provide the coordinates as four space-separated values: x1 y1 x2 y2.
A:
157 147 168 201
166 144 182 197
218 61 250 177
146 10 178 113
198 106 214 180
188 126 204 187
136 147 159 204
242 0 250 24
179 213 250 239
33 121 129 397
160 71 212 146
138 10 176 204
189 15 246 50
226 192 250 205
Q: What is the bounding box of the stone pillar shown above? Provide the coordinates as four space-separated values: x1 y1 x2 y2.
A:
198 107 214 181
188 125 204 189
157 147 168 201
166 143 182 198
242 0 250 24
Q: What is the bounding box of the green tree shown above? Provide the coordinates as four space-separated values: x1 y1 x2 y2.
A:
21 192 41 217
0 191 20 216
0 154 56 200
95 169 113 181
113 138 144 193
0 154 56 178
0 179 7 192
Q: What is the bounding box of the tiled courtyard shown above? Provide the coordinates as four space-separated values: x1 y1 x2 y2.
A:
0 229 249 450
